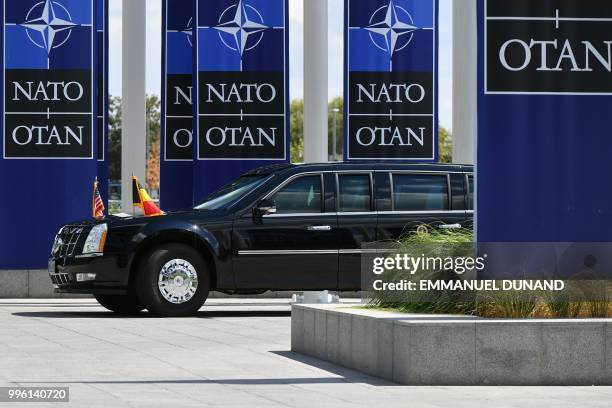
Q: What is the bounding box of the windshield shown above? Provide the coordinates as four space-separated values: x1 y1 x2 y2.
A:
194 175 268 210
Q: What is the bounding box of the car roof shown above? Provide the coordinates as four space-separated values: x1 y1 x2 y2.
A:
245 162 473 176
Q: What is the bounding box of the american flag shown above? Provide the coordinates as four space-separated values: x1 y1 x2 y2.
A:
92 177 105 219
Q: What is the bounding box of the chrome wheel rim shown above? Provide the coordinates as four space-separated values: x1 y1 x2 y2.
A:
158 259 198 304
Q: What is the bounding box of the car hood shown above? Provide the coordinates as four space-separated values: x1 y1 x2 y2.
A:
65 209 226 228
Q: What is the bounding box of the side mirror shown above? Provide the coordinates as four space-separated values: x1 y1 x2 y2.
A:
253 199 277 218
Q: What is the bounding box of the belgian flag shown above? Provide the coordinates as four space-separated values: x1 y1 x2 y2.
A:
132 175 164 217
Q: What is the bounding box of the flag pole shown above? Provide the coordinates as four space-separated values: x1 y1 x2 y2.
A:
131 173 135 217
92 176 96 219
95 176 98 217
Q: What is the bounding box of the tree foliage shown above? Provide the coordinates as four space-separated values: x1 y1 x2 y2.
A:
438 126 453 163
289 99 304 162
107 95 161 183
146 94 161 142
108 96 122 180
327 97 344 160
147 138 161 190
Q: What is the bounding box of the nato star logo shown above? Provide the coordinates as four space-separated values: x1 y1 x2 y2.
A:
21 0 77 54
366 0 418 56
215 0 268 56
183 17 193 47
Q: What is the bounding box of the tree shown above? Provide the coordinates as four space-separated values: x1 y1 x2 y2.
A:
327 97 344 160
145 95 161 190
147 138 161 192
146 94 161 145
107 95 161 184
438 126 453 163
289 97 344 162
290 99 304 162
108 96 122 180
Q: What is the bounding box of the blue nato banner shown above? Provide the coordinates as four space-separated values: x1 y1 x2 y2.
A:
344 0 438 161
97 0 108 207
477 0 612 243
194 0 289 201
0 0 98 268
162 0 195 210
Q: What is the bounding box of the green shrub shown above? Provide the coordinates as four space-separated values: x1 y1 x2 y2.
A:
368 226 477 315
544 290 582 318
367 226 611 319
571 281 611 318
477 291 537 318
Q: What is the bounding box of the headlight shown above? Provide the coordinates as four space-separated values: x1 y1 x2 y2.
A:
51 227 63 255
82 224 108 254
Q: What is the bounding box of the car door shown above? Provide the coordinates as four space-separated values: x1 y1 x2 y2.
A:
232 173 339 290
336 172 377 290
377 171 467 242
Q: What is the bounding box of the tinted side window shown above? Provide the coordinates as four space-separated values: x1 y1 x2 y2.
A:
338 175 371 212
392 174 449 211
467 175 474 210
271 176 322 214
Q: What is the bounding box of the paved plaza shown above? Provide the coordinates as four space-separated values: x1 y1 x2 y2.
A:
0 298 611 407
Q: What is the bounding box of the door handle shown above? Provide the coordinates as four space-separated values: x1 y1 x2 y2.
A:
439 223 462 229
307 225 332 231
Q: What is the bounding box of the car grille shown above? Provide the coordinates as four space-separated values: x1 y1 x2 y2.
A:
50 273 74 285
53 225 90 258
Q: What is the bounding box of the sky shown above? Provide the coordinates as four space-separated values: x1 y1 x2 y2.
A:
108 0 453 130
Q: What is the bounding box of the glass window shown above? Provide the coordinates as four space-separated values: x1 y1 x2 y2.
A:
271 176 322 214
467 176 474 210
338 175 371 212
392 174 449 211
194 175 267 210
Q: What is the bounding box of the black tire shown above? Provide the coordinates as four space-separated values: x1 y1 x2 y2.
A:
135 243 210 317
94 294 145 314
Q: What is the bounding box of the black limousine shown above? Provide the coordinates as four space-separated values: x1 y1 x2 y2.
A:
49 163 474 316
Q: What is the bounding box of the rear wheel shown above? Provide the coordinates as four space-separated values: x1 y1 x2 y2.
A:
135 243 210 317
94 294 144 314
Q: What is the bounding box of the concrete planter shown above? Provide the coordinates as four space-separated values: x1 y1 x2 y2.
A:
291 304 612 385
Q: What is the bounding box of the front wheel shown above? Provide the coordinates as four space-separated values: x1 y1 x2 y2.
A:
135 244 210 317
94 294 144 314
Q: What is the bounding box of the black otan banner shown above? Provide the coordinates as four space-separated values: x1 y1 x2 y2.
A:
161 0 195 210
194 0 290 200
478 0 612 242
0 0 99 268
344 0 438 161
